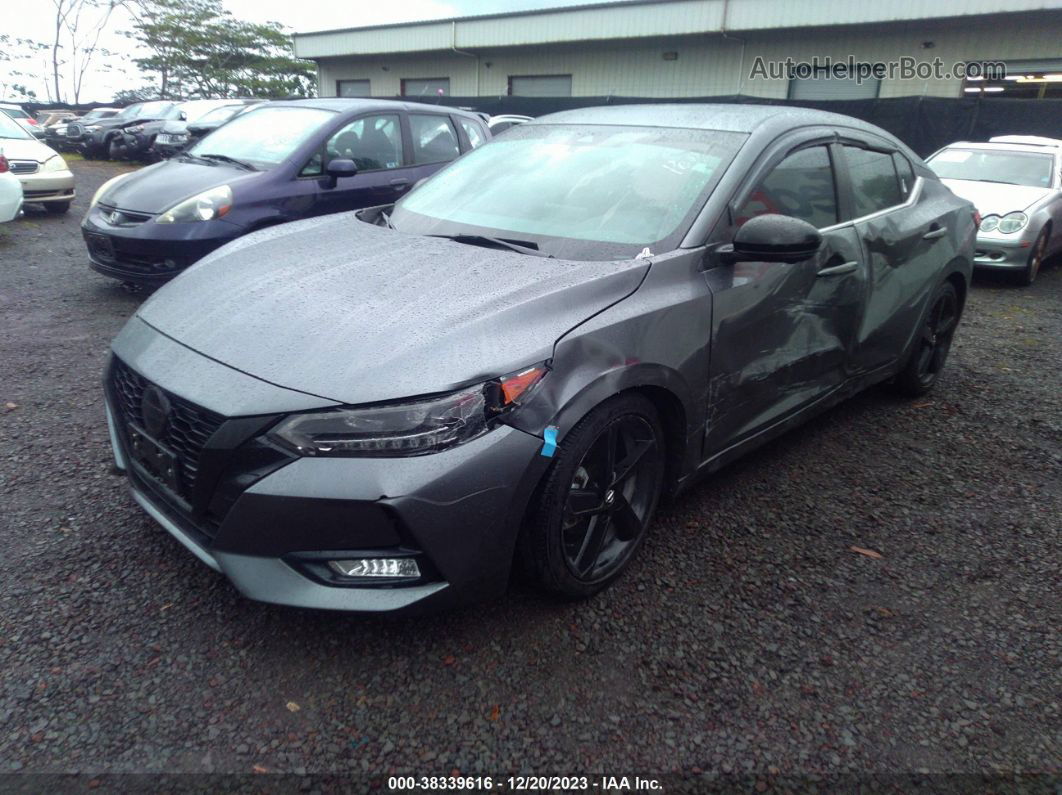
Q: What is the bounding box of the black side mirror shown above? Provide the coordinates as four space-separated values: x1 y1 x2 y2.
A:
721 213 823 264
324 158 357 188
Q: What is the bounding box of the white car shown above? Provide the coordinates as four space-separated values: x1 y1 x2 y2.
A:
0 155 24 223
0 110 75 213
927 135 1062 285
0 103 44 139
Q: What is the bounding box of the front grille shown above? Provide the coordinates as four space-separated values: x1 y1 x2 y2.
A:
110 358 225 498
97 205 153 225
9 160 39 175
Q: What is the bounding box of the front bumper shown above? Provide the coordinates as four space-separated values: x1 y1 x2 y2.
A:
82 205 244 283
18 170 75 205
973 233 1033 270
103 347 549 614
113 132 154 160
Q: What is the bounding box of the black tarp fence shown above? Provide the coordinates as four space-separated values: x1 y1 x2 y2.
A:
422 95 1062 158
19 95 1062 158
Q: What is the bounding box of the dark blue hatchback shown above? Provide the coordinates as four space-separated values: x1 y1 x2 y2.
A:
81 98 489 285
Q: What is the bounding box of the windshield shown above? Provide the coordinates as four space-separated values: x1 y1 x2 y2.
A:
928 148 1054 188
135 101 176 118
196 105 245 124
188 106 333 169
2 108 30 120
392 124 745 259
0 112 32 139
82 110 113 121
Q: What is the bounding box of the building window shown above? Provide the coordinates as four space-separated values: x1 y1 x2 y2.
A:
402 78 450 98
787 68 880 100
508 74 572 97
336 79 371 97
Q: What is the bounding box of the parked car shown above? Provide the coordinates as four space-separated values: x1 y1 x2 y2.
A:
0 154 24 224
154 100 264 159
0 103 44 139
488 114 533 135
72 101 178 159
36 110 78 128
927 135 1062 285
82 98 490 285
46 107 118 151
110 99 260 163
0 111 75 213
102 104 975 613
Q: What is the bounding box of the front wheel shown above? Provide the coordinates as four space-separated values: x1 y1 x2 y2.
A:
520 393 665 599
1016 226 1049 286
892 281 961 397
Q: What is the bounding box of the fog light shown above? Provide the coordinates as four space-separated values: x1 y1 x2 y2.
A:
328 558 420 579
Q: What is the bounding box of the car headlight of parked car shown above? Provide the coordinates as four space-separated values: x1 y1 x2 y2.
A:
89 172 133 209
42 155 68 173
156 185 233 223
269 365 548 457
125 125 144 134
997 211 1028 234
85 125 101 133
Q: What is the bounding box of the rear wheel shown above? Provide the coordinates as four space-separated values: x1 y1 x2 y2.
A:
892 281 960 397
520 393 665 599
1016 226 1049 286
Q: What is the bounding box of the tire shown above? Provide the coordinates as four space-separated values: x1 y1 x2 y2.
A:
520 393 666 599
1015 225 1049 286
107 138 123 160
892 280 961 397
44 202 70 215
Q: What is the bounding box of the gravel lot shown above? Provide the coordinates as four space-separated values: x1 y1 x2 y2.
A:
0 160 1059 787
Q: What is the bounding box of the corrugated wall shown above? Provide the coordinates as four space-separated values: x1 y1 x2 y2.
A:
315 14 1062 99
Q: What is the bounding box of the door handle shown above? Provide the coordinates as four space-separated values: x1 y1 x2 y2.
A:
390 178 411 189
817 261 859 277
923 226 948 240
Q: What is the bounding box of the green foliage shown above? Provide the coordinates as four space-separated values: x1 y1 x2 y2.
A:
129 0 316 99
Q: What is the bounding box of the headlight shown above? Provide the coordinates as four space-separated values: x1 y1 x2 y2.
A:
125 125 144 134
997 211 1028 234
85 125 101 132
979 214 999 232
156 185 233 223
89 172 132 209
42 155 68 173
269 365 548 457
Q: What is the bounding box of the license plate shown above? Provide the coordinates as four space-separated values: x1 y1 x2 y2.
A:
86 233 114 260
127 424 182 494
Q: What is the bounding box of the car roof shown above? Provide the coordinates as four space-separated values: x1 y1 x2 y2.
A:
262 97 483 119
532 103 893 137
941 140 1061 156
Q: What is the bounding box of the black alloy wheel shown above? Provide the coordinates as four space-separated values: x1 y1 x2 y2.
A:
893 281 960 397
521 393 665 598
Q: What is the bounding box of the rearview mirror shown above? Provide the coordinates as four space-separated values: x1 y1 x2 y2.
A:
721 214 823 264
324 158 357 188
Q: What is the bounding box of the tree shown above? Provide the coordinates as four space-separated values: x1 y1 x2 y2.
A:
0 35 50 101
49 0 130 103
128 0 316 99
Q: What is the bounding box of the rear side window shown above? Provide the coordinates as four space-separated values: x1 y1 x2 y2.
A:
410 114 460 164
457 118 486 149
893 153 916 198
844 146 903 217
737 145 838 229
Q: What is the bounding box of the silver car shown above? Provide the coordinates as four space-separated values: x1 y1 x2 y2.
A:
927 136 1061 285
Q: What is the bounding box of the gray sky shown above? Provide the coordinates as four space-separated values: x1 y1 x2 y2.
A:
3 0 616 102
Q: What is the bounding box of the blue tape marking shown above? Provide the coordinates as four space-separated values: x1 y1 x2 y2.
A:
541 426 558 458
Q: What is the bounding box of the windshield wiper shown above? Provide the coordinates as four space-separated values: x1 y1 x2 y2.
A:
431 234 554 258
977 179 1020 185
379 211 395 229
197 153 257 171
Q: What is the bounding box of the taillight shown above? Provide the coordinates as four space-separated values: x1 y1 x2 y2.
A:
28 118 38 125
973 209 982 228
0 155 8 174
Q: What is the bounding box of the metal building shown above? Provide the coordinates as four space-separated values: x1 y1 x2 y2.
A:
293 0 1062 101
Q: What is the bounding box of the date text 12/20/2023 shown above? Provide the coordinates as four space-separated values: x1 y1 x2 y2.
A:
388 775 663 791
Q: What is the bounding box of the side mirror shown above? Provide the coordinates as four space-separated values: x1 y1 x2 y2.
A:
721 213 823 264
324 158 357 188
179 111 187 121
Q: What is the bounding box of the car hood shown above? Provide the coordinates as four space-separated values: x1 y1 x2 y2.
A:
101 158 260 213
0 136 60 163
134 214 650 406
940 178 1053 215
159 121 190 134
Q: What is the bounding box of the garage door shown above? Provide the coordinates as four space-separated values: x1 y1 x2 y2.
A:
509 75 573 97
789 70 880 100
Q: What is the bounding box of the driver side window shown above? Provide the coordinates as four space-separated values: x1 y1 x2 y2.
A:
321 114 403 173
736 145 838 229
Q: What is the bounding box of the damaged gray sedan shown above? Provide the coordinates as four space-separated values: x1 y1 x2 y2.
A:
104 104 976 613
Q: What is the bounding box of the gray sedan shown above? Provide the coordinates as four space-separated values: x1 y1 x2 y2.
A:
927 135 1062 285
103 104 976 613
